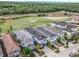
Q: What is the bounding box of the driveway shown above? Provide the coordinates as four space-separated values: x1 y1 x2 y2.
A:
43 43 79 57
43 46 56 57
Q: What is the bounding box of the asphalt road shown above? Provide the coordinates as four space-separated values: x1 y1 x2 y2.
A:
43 43 79 57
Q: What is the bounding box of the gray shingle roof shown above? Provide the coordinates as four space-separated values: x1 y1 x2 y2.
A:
14 30 34 47
66 24 78 29
55 26 75 33
36 27 57 37
25 28 47 45
43 26 64 35
54 21 68 26
25 28 47 40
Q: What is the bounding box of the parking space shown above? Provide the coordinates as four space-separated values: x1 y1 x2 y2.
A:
42 43 79 57
43 46 56 57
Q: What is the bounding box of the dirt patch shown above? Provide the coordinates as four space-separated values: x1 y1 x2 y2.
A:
47 11 79 17
45 16 70 21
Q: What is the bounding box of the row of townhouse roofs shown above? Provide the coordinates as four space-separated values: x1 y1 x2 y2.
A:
0 17 79 57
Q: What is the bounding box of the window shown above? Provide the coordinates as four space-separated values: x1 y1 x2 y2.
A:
15 50 19 53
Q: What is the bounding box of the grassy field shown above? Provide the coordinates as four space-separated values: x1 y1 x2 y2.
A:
0 17 52 33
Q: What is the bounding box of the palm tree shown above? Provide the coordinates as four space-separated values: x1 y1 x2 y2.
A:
46 24 51 26
71 34 75 41
63 32 68 41
0 27 2 33
36 44 43 55
74 35 79 43
66 41 69 46
1 17 6 23
57 37 61 44
7 29 10 33
0 27 2 37
9 25 13 33
64 12 67 15
64 41 69 48
55 47 60 53
47 41 51 47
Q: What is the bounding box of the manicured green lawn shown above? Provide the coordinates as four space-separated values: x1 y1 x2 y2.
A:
0 17 52 33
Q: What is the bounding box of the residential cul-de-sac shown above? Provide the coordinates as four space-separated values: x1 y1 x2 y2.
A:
0 2 79 57
43 43 79 57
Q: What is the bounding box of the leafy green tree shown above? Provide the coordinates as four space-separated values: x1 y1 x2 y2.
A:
23 47 32 57
0 2 79 15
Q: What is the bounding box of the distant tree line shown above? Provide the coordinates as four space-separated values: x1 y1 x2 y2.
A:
0 2 79 15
